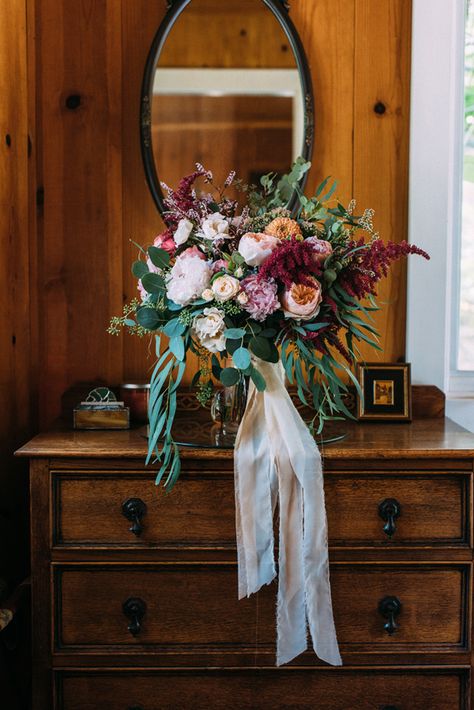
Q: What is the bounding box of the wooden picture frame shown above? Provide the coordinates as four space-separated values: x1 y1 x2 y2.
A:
356 362 412 422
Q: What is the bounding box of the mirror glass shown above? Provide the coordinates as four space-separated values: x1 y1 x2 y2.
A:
150 0 306 202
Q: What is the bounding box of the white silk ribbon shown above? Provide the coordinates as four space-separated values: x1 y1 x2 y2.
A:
234 359 342 666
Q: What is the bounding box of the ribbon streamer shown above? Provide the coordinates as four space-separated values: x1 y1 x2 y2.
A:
234 360 342 666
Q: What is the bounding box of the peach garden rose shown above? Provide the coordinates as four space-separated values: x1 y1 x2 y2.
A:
280 278 322 320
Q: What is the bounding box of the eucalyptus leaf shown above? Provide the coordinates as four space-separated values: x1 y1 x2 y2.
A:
132 260 149 279
249 336 271 360
191 369 201 388
249 365 266 391
232 347 251 370
314 175 331 198
148 246 170 269
220 367 240 386
304 322 330 332
225 327 246 340
225 338 241 356
169 335 185 361
211 354 223 379
166 299 182 311
322 180 338 202
163 318 186 338
259 328 276 338
141 272 166 294
136 307 161 330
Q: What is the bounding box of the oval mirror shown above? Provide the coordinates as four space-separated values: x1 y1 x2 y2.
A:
140 0 314 218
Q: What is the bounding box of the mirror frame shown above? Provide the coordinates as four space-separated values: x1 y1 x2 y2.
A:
140 0 314 219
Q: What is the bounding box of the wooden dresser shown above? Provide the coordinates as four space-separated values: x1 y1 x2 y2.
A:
17 416 474 709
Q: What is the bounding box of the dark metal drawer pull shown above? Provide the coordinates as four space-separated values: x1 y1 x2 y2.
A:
121 497 147 536
122 597 147 636
378 498 401 537
380 706 399 710
128 706 144 710
378 595 402 635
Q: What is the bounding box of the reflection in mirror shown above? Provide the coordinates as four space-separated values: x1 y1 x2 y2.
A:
150 0 305 203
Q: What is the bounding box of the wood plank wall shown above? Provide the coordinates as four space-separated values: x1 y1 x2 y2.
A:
27 0 412 428
0 0 32 582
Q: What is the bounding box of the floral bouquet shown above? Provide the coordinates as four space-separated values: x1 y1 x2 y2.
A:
110 159 428 489
110 159 429 666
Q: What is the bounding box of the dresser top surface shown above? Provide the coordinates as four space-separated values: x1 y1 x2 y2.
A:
15 415 474 460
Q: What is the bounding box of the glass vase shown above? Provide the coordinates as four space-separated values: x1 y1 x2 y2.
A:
211 374 248 436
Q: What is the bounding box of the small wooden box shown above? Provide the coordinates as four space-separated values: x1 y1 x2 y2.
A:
73 406 130 430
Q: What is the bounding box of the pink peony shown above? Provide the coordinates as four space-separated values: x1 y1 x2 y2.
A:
280 278 322 320
240 274 280 322
166 254 211 306
306 236 333 266
154 230 176 256
181 245 206 261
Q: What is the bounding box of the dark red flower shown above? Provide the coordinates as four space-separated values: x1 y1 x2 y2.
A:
257 237 321 288
340 239 429 299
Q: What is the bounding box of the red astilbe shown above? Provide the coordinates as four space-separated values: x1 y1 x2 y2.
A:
258 237 321 288
162 169 207 226
340 238 429 299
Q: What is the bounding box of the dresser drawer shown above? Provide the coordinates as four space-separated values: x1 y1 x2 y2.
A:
52 470 235 548
52 470 470 549
325 473 471 547
56 668 469 710
53 563 470 654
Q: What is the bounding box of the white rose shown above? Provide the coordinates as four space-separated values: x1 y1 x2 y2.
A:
201 288 214 302
211 275 240 302
234 266 244 278
166 254 211 307
238 232 279 267
236 292 249 305
192 307 226 353
199 212 230 240
173 218 193 246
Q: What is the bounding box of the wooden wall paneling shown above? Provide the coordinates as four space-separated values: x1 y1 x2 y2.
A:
0 0 31 454
36 0 124 427
27 0 39 434
352 0 412 364
121 0 166 384
292 0 355 206
0 0 32 583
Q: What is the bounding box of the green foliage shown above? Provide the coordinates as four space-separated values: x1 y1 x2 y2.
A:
232 347 251 370
163 318 186 337
147 246 170 270
169 335 185 361
132 260 149 279
225 327 246 340
141 272 166 295
108 299 148 337
246 157 311 213
146 339 186 491
249 336 279 363
220 367 241 386
136 306 162 331
249 365 266 391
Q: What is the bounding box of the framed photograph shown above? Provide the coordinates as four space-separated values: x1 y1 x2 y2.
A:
356 363 411 422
